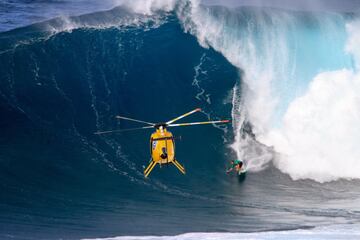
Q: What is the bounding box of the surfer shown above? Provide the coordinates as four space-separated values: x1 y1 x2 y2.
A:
226 159 244 174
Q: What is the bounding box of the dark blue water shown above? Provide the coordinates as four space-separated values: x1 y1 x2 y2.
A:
1 2 360 240
0 0 117 32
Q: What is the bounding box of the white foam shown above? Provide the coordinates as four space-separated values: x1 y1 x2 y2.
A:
42 13 165 35
261 20 360 182
83 224 360 240
115 0 177 15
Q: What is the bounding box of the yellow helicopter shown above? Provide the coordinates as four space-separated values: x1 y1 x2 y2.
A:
94 108 230 177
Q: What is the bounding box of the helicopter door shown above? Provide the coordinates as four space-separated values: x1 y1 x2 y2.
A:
161 147 167 159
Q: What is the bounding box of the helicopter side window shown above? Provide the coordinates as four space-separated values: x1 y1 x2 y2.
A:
152 140 157 150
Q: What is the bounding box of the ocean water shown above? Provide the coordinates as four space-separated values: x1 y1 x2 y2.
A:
0 0 118 32
1 1 360 239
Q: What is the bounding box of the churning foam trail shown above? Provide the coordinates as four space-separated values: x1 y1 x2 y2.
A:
262 20 360 182
115 0 178 15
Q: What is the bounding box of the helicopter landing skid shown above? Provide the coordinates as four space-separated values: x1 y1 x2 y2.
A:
143 159 186 178
144 160 157 178
173 159 186 175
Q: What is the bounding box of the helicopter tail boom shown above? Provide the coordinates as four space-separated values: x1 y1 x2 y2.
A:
168 120 230 127
166 108 202 125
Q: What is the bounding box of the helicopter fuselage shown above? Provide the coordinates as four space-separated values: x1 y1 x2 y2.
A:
150 127 175 164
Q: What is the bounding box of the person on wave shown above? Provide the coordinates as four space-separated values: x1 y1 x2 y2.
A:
226 159 244 174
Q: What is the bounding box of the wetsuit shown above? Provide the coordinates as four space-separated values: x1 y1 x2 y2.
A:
227 159 243 173
231 159 243 168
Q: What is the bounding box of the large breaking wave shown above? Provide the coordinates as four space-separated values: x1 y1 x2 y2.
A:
2 0 360 182
120 0 360 182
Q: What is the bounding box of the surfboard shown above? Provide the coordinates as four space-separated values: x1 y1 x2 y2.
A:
238 167 247 182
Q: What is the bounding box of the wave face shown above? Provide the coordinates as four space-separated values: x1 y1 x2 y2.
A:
0 6 239 239
1 1 360 239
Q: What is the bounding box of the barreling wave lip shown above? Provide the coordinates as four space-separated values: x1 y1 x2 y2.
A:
178 3 360 182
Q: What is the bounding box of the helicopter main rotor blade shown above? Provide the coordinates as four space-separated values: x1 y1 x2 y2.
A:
168 120 230 127
115 115 155 126
94 126 154 135
166 108 202 125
